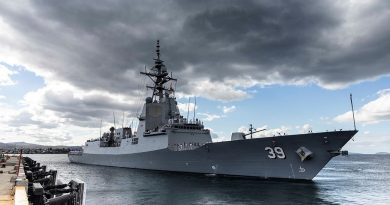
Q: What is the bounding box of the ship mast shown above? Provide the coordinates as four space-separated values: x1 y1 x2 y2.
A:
140 40 177 102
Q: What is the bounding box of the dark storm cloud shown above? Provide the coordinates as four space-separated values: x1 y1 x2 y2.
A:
1 0 390 95
172 1 340 79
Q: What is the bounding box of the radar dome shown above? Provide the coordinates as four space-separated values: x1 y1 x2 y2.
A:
145 97 153 103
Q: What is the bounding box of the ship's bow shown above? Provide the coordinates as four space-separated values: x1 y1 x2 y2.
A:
205 130 358 180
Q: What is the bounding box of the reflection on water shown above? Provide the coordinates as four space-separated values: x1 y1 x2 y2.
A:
27 154 390 205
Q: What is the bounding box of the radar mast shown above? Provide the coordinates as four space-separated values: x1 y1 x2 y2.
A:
140 40 177 102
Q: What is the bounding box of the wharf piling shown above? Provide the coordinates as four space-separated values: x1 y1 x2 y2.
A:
0 152 85 205
23 156 86 205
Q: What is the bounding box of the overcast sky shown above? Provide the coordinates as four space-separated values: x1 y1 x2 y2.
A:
0 0 389 153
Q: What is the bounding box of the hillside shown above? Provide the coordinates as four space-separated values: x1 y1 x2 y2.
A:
0 142 80 150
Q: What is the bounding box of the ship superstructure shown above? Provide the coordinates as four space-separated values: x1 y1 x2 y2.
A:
69 41 357 180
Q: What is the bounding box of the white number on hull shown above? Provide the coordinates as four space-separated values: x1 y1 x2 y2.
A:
265 146 286 159
274 147 286 159
265 147 276 159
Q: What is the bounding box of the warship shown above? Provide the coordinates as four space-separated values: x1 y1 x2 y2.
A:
68 41 358 180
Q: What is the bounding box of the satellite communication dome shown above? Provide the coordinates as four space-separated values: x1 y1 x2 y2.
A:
145 97 153 103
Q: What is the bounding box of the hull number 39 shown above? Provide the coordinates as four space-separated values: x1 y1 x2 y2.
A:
265 147 286 159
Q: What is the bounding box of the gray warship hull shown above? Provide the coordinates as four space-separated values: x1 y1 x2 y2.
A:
69 130 356 180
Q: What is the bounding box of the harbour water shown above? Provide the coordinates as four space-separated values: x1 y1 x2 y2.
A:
27 154 390 205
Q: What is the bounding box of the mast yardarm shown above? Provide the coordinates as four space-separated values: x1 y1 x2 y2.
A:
140 40 177 102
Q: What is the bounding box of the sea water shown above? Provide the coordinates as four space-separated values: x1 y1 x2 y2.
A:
27 154 390 205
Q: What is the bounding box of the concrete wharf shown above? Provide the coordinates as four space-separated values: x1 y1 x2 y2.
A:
0 154 29 205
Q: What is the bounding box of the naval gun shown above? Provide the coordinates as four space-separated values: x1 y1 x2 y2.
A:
231 124 266 141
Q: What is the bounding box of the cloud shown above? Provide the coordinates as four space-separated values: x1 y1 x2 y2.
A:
198 113 224 122
21 81 140 127
0 64 17 86
344 134 390 154
0 80 142 145
177 79 250 101
221 105 236 114
7 111 58 129
0 0 389 103
0 103 96 145
334 89 390 124
299 124 313 133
